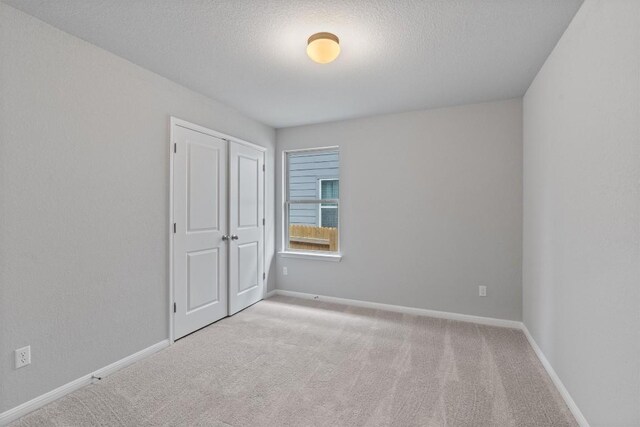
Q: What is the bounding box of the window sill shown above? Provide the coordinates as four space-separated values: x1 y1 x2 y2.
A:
278 251 342 262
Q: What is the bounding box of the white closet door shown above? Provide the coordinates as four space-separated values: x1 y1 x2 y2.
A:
173 125 228 339
228 142 264 315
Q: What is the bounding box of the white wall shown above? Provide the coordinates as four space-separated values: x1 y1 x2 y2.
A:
523 0 640 425
276 99 523 321
0 4 275 412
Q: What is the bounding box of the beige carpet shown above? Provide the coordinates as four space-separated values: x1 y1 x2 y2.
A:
12 296 576 426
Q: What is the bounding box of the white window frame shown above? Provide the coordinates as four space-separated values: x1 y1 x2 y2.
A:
281 146 341 261
318 178 339 228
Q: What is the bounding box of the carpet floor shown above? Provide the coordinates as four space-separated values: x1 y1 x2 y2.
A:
12 296 576 426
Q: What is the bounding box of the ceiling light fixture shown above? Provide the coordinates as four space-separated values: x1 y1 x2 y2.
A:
306 32 340 64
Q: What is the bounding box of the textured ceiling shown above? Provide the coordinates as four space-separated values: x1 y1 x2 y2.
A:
4 0 583 127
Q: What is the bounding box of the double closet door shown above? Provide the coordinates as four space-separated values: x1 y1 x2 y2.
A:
172 121 264 340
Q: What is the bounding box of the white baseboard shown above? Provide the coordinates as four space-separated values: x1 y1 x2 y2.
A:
265 289 278 299
0 340 169 426
273 289 522 329
521 326 590 427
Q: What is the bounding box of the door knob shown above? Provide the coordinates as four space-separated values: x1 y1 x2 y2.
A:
231 235 239 240
222 235 230 241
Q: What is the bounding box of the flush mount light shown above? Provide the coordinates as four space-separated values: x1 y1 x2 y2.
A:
306 32 340 64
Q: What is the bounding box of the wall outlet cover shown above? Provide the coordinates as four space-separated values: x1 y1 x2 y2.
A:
479 286 487 297
15 345 31 369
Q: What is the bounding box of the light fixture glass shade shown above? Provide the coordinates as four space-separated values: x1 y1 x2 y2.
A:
307 32 340 64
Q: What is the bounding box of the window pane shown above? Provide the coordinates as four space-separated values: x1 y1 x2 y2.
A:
288 203 339 253
288 151 339 200
320 204 338 227
321 179 339 199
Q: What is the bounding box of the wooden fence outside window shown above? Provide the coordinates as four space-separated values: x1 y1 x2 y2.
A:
289 225 338 252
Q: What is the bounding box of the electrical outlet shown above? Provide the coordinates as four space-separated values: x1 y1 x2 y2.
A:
15 346 31 369
479 286 487 297
283 266 288 276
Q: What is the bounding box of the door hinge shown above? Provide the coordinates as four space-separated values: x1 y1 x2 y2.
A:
263 272 266 280
173 302 176 313
262 218 265 226
173 223 176 233
173 143 176 153
262 164 265 172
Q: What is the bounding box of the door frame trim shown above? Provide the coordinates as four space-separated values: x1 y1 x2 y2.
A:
169 117 267 344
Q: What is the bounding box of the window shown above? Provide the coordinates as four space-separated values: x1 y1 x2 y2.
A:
284 148 339 255
319 179 339 228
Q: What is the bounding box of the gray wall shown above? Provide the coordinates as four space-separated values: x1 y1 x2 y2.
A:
276 99 523 321
522 1 640 425
0 4 275 412
288 151 339 226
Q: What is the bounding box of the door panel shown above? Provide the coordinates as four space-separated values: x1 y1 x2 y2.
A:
186 249 219 311
238 155 259 227
229 142 264 315
237 242 259 292
187 144 219 231
173 125 228 339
